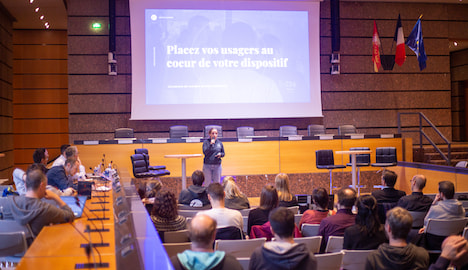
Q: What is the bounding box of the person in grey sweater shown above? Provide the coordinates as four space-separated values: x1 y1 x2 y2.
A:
0 168 75 236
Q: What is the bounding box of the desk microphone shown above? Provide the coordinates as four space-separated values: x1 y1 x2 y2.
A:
86 193 110 221
75 198 110 247
76 196 110 233
69 223 109 269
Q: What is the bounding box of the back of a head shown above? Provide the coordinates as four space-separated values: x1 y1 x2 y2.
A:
260 185 279 211
188 214 217 248
191 170 205 186
312 187 329 210
32 148 46 163
223 177 242 199
275 173 292 201
382 170 398 187
338 187 357 208
25 169 46 191
152 189 178 219
64 146 78 159
60 144 70 155
386 207 412 240
439 181 455 199
413 175 427 190
269 207 295 239
207 183 224 201
27 163 47 175
356 195 381 235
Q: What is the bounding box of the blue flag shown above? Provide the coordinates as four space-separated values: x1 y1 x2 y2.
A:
405 17 426 70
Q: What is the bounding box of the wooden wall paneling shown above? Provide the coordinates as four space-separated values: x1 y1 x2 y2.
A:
14 134 70 149
14 104 69 119
13 74 68 89
13 44 68 59
13 60 68 74
13 30 67 44
14 148 62 167
14 119 69 134
14 89 69 104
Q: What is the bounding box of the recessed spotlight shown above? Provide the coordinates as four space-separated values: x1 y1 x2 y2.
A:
35 7 40 12
454 41 458 46
29 0 34 3
40 15 44 20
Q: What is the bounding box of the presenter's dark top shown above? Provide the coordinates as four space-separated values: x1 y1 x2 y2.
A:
203 139 225 165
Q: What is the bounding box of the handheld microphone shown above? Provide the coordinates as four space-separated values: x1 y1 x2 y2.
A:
68 223 109 269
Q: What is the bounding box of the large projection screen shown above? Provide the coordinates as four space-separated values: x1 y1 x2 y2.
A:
130 0 322 120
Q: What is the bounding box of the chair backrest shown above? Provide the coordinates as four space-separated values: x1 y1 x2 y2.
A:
243 216 248 234
12 168 26 196
0 231 28 257
348 147 370 165
204 125 223 138
325 236 344 253
237 127 255 138
216 226 244 240
178 210 202 218
215 237 266 258
237 257 250 270
279 125 298 137
463 227 468 240
115 128 134 139
338 125 356 135
131 154 148 175
315 251 344 270
426 218 468 237
375 147 397 164
316 150 335 167
0 218 35 240
163 242 192 258
238 208 252 217
341 249 374 270
134 148 148 155
170 125 189 139
164 229 190 243
456 161 468 168
293 236 322 254
301 224 320 237
294 214 302 228
308 124 325 136
377 202 397 224
408 211 427 228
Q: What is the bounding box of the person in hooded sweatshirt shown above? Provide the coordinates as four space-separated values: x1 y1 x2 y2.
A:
417 180 465 250
170 214 243 270
249 207 317 270
0 167 75 237
366 207 429 270
178 170 211 208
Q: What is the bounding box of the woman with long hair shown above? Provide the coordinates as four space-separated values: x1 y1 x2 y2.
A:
223 176 250 210
275 173 298 207
151 189 187 241
343 194 387 249
247 185 279 236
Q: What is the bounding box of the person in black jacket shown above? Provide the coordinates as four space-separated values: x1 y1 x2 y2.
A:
202 128 225 185
249 207 317 270
178 170 211 208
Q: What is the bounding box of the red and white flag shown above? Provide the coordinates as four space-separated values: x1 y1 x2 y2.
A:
372 20 381 72
394 14 406 66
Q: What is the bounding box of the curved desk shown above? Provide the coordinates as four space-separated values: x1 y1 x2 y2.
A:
164 154 202 190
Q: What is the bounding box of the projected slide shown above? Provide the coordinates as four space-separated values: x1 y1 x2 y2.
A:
130 0 322 120
145 9 310 105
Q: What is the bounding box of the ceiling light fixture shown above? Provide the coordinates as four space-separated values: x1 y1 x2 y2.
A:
40 15 44 20
29 0 34 3
454 41 458 46
35 7 40 12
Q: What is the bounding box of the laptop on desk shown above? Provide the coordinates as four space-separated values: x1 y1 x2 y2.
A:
43 196 87 218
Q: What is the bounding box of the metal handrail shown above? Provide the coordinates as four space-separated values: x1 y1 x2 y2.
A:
397 112 451 165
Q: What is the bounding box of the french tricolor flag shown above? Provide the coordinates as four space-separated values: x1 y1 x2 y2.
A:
394 14 406 66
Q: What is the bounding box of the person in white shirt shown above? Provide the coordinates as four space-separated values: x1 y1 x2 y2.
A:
52 144 70 168
197 183 243 232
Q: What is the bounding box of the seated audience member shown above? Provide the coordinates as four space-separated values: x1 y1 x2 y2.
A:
418 180 465 250
178 170 211 208
198 183 243 239
51 146 86 180
319 187 357 253
170 214 243 270
397 174 433 212
248 185 279 236
0 167 75 236
222 176 250 210
32 148 49 172
275 173 298 207
343 195 387 250
299 187 334 228
372 170 406 204
151 189 186 242
366 207 429 270
13 163 49 196
249 207 317 270
52 144 70 167
46 157 79 195
429 235 468 270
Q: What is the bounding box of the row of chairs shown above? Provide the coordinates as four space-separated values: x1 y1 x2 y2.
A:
0 220 35 267
115 124 359 139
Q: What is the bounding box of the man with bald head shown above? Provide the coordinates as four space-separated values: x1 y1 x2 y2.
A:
397 174 433 212
170 214 243 270
319 187 357 253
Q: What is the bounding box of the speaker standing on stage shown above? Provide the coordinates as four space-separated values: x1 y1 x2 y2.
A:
203 128 225 185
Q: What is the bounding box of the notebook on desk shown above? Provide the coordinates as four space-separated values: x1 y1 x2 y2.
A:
60 195 87 218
